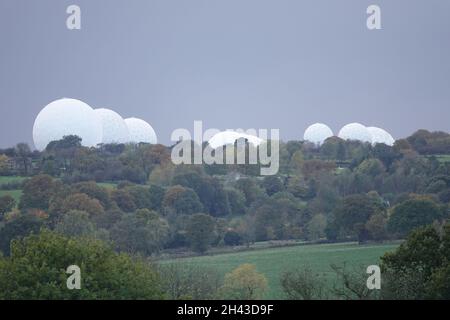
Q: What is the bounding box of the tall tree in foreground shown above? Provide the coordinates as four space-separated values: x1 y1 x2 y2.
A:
219 264 268 300
381 224 450 299
0 230 164 299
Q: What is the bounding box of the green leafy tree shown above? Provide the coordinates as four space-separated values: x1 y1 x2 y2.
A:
333 193 384 242
110 209 169 255
223 230 242 246
388 198 443 237
226 188 246 215
14 143 32 175
0 230 164 299
355 158 386 177
381 224 450 299
0 214 44 256
163 185 203 215
186 213 215 254
307 213 327 241
262 176 285 196
147 184 165 210
54 210 96 237
235 178 265 206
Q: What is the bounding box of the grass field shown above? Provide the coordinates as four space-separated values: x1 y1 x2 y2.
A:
424 154 450 163
162 242 399 299
0 189 22 204
0 176 26 185
97 182 117 189
0 176 26 206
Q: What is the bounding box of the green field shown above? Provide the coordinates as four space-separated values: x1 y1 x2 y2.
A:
162 242 399 299
97 182 117 189
0 176 26 185
0 176 26 206
0 189 23 205
424 154 450 163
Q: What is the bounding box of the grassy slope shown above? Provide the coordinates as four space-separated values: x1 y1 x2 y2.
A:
162 242 399 299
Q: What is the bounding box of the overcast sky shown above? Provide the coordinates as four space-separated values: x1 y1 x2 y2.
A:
0 0 449 148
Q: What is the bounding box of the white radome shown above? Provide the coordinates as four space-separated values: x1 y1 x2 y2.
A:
94 108 130 144
303 123 334 146
338 123 372 143
124 117 157 144
367 127 395 146
208 131 264 149
33 98 103 151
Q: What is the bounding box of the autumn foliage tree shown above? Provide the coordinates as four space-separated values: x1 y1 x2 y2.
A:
220 264 268 300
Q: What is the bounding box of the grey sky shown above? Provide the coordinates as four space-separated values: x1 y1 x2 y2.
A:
1 0 449 148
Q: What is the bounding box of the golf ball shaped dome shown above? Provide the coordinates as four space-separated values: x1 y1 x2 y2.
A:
125 117 157 144
33 98 102 151
303 123 333 146
94 108 130 144
338 123 372 143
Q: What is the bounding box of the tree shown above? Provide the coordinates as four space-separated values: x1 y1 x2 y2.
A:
19 174 56 210
0 230 164 299
110 209 169 255
219 264 268 300
173 173 231 216
281 266 328 300
235 178 264 206
54 210 96 237
163 185 203 215
147 184 165 210
427 264 450 299
365 212 387 241
159 263 221 300
111 189 136 213
14 143 32 175
372 143 400 169
0 154 11 175
0 214 44 256
125 185 154 210
46 135 82 151
262 176 284 196
381 224 450 299
306 213 327 241
0 195 16 217
224 230 242 246
60 193 105 217
148 163 175 186
186 213 215 254
225 188 246 215
355 158 385 177
388 198 443 237
333 193 384 242
331 263 379 300
253 203 285 241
